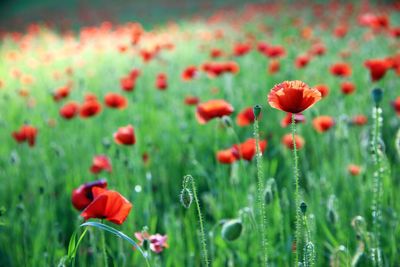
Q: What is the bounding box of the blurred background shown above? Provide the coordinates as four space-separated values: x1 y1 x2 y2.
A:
0 0 270 32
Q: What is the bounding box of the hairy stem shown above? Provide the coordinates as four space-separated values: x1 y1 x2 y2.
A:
253 117 269 266
291 114 301 265
183 175 209 267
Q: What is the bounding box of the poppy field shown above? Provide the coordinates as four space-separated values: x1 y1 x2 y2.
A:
1 1 400 267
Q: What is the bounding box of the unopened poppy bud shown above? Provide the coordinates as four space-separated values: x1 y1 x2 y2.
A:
102 138 111 149
253 105 261 119
300 202 307 215
221 116 232 128
327 209 337 224
371 88 383 105
264 187 273 204
221 219 243 241
180 188 193 209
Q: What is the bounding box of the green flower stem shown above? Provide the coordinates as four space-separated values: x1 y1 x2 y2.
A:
253 117 269 266
291 114 301 265
183 175 209 267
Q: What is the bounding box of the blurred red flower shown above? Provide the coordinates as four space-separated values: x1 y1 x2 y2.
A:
233 43 251 56
268 80 321 113
236 107 260 126
295 55 311 68
81 187 132 225
341 81 355 95
53 85 71 102
182 66 198 81
364 59 391 82
90 155 112 174
184 96 200 106
120 76 136 92
312 116 335 133
268 60 280 74
348 164 361 176
80 99 102 118
114 125 136 145
12 125 38 147
392 96 400 116
60 101 80 119
216 148 237 164
71 179 108 210
232 138 267 161
156 73 168 90
282 134 305 150
330 63 352 77
281 113 306 128
351 115 368 126
314 84 330 98
196 99 234 124
104 93 128 109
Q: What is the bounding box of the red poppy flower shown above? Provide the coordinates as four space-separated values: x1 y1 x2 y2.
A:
196 99 234 124
60 101 80 119
85 93 97 102
12 125 38 147
351 115 368 126
182 66 197 81
280 113 306 127
129 69 141 80
114 125 136 145
268 60 280 74
232 138 267 161
233 43 251 56
263 45 286 58
236 107 260 126
104 93 128 109
81 187 132 225
392 96 400 116
364 59 391 82
268 80 321 113
184 96 200 106
341 81 356 95
224 61 239 74
71 179 108 210
53 85 71 102
216 148 237 164
312 116 335 133
156 73 168 90
333 25 348 38
310 43 326 56
140 49 155 62
330 63 352 77
210 48 223 58
80 99 102 118
348 164 361 176
282 134 305 150
314 84 330 98
90 155 112 174
120 76 135 92
295 55 311 68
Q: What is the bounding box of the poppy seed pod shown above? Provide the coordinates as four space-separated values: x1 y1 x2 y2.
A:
221 115 232 128
180 188 193 209
300 202 307 215
253 104 261 119
371 88 383 105
221 219 243 241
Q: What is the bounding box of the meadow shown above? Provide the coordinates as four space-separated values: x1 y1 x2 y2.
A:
0 2 399 266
